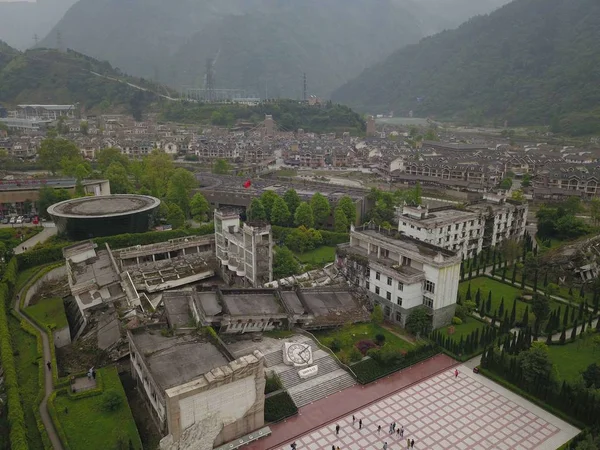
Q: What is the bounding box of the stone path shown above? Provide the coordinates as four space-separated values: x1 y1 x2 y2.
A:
272 364 579 450
13 266 64 450
13 224 57 254
245 354 457 450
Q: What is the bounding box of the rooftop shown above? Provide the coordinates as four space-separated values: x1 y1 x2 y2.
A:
48 194 160 218
130 331 228 391
400 207 478 227
221 290 285 316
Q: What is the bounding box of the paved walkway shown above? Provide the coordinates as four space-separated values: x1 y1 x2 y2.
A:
270 364 579 450
14 225 57 254
246 354 458 450
13 266 64 449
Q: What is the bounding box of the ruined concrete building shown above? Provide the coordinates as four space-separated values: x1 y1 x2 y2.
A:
214 209 273 287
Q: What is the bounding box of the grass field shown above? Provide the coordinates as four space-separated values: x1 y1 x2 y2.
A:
54 367 142 450
8 315 44 450
274 169 298 177
26 297 68 330
439 317 488 342
460 277 584 326
548 333 600 383
294 246 336 265
314 322 416 355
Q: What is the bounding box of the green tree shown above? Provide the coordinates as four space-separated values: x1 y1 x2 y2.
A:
261 191 280 220
96 147 129 172
517 342 554 387
104 162 132 194
337 195 357 225
190 193 211 222
140 150 175 197
310 192 331 227
167 168 197 217
285 226 322 253
511 190 525 202
371 304 384 324
273 247 300 279
334 207 349 232
499 178 513 190
212 158 232 174
80 120 89 135
247 199 267 222
283 189 301 216
166 203 186 229
582 363 600 389
36 187 71 219
405 307 431 336
101 389 123 412
294 202 314 228
414 182 422 205
270 196 291 226
590 198 600 225
38 137 81 175
521 173 532 188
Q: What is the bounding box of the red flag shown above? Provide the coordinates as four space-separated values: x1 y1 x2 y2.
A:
243 179 252 189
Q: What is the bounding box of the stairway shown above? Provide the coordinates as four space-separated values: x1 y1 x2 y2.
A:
288 369 357 408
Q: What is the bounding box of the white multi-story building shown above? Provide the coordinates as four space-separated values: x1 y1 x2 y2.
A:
397 194 528 258
337 223 462 329
214 209 273 287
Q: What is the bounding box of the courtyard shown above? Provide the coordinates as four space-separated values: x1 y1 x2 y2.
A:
271 365 579 450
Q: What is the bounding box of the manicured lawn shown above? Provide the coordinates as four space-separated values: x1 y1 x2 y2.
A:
460 277 584 326
8 315 44 450
26 297 68 329
294 246 336 265
314 323 416 355
54 367 142 450
548 334 600 383
274 169 298 177
438 317 487 342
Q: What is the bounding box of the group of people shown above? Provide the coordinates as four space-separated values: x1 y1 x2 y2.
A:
289 416 417 449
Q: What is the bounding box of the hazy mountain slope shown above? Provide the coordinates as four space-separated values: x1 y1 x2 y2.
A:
0 0 78 50
38 0 510 98
0 48 166 116
172 1 423 98
0 40 20 72
331 0 600 134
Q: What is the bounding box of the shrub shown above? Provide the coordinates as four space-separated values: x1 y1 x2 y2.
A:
355 340 377 355
264 374 283 394
264 392 298 422
101 389 123 412
375 333 386 345
348 346 363 363
451 316 463 325
330 338 342 353
455 304 468 320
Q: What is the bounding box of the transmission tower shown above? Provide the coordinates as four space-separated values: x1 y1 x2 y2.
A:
56 31 62 51
33 34 39 46
303 73 307 102
205 58 216 102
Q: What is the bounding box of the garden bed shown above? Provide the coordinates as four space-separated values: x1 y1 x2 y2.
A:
264 392 298 423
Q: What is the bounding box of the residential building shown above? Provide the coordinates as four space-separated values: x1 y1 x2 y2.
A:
214 209 273 286
397 195 528 258
337 223 462 329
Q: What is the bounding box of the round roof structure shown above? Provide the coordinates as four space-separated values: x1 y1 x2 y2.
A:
48 195 161 219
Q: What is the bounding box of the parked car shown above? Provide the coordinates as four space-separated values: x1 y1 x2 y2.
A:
9 216 16 224
1 217 8 224
32 216 39 225
16 216 23 224
24 217 32 223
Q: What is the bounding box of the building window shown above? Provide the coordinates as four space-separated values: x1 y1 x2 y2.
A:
398 282 404 291
366 281 370 290
397 296 403 306
424 280 435 294
423 296 434 308
376 272 381 280
387 277 392 286
366 268 370 277
375 287 380 295
384 306 391 317
395 311 402 323
386 291 392 301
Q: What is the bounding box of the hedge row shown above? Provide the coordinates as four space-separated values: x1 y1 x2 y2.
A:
16 224 215 270
352 344 440 385
0 280 28 450
264 391 298 423
271 225 349 246
47 391 72 450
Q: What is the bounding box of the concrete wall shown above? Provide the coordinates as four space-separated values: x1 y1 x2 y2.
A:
160 351 265 450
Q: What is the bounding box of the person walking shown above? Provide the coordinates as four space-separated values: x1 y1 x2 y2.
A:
290 443 296 450
359 419 362 429
389 423 394 434
396 428 400 437
335 424 340 435
407 438 410 449
400 426 404 437
411 439 415 448
331 446 335 450
352 415 356 425
46 361 51 371
455 368 459 378
383 443 388 450
393 423 396 432
378 425 382 434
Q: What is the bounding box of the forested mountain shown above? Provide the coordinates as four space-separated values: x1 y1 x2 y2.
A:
39 0 509 98
0 0 78 50
0 47 168 117
332 0 600 135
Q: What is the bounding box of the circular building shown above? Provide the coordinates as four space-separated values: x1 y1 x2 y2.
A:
48 195 161 240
